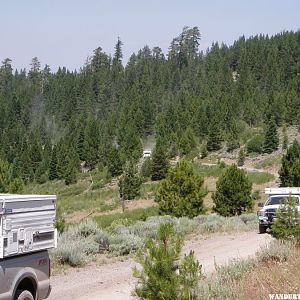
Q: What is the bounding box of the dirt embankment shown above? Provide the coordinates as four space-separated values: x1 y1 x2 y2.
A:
49 231 272 300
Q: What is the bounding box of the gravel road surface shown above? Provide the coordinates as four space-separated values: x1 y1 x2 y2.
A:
49 231 272 300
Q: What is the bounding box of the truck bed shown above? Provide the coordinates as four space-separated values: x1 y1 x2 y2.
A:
0 194 57 259
0 250 51 300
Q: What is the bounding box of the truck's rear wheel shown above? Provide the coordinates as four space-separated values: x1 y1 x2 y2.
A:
259 224 267 234
15 290 34 300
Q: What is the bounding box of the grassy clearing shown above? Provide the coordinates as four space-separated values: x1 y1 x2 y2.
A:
193 164 226 178
247 171 275 185
194 163 274 185
23 169 117 214
93 207 159 228
197 240 295 300
254 155 282 169
23 170 159 216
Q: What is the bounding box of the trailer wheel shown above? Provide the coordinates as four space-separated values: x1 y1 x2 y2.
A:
15 290 34 300
259 224 267 234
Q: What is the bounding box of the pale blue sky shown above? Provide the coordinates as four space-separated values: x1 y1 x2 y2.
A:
1 0 299 71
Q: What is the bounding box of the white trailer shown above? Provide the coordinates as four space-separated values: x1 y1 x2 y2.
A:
264 187 300 195
0 194 57 259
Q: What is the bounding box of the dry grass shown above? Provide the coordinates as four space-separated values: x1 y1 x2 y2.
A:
240 244 300 300
197 241 298 300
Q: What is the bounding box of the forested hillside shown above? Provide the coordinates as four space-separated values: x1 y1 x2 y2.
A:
0 28 299 188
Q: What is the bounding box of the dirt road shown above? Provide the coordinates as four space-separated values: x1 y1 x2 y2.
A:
49 231 272 300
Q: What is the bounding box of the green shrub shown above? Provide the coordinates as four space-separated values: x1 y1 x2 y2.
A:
109 234 143 255
119 161 142 200
53 234 99 266
155 160 207 218
271 197 300 244
133 223 202 300
74 219 100 237
55 206 67 233
237 149 245 166
213 165 253 216
94 230 110 250
251 190 261 201
279 140 300 187
141 158 152 180
246 134 264 154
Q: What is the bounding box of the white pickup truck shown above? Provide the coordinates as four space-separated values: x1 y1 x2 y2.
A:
257 187 300 234
0 194 57 300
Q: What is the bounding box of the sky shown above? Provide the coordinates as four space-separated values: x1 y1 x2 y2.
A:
0 0 299 71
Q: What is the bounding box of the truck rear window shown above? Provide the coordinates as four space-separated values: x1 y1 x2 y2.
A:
266 196 299 205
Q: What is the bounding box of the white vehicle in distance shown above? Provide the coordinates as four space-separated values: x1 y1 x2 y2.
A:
257 187 300 234
143 150 151 158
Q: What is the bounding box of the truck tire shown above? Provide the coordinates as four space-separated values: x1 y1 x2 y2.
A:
259 224 267 234
15 290 34 300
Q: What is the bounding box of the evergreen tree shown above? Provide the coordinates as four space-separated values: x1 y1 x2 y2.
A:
279 140 300 187
107 147 123 177
83 118 100 169
0 30 298 189
206 120 222 152
49 146 58 181
119 162 142 200
151 145 169 181
237 148 245 166
114 37 123 63
28 133 42 174
0 159 23 193
213 165 253 216
178 127 196 156
271 197 300 244
226 120 240 152
141 158 152 180
56 139 69 179
263 116 279 153
35 161 48 184
28 57 41 85
134 223 202 300
155 160 207 218
76 127 85 161
64 162 77 185
282 125 288 150
0 159 11 192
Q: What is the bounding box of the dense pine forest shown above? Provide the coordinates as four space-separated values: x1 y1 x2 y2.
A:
0 27 299 189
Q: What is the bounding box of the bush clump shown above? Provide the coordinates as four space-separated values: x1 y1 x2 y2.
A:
133 223 202 300
279 140 300 187
155 159 207 218
256 240 291 263
52 212 258 268
246 134 264 154
271 197 300 245
213 165 253 216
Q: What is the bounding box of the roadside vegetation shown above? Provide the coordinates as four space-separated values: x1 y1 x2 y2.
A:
196 240 295 300
51 213 257 268
131 217 297 300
